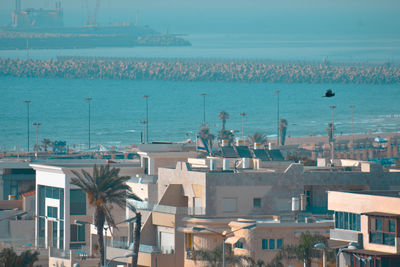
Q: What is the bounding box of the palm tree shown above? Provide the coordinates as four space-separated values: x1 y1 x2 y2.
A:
127 203 142 267
41 138 53 152
15 250 39 267
248 132 268 147
218 111 230 131
279 119 288 146
193 243 253 267
71 164 141 266
0 248 39 267
278 232 327 267
198 125 215 155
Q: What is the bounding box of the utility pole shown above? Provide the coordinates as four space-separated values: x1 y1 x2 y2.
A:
23 100 31 153
240 112 246 141
33 122 41 158
85 98 92 149
143 95 149 143
274 91 280 146
330 105 336 163
200 93 206 125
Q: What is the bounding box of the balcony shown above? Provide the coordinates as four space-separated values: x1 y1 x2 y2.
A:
129 200 205 215
49 247 99 267
330 229 363 247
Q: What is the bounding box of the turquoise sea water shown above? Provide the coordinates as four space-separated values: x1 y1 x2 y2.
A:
1 76 399 150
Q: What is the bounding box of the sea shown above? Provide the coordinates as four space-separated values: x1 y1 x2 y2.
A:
1 32 400 151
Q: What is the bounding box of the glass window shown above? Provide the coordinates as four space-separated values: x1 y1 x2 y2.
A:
59 221 64 249
47 206 58 218
253 198 261 208
269 239 275 250
277 239 283 249
235 241 243 249
70 189 86 215
39 186 45 216
262 239 268 250
52 221 58 247
376 218 383 231
389 219 396 233
384 233 395 246
71 224 85 242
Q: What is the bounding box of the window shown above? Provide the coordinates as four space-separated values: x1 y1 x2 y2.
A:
52 221 58 247
262 239 281 250
369 216 397 246
269 239 275 250
222 198 237 213
235 241 244 249
70 189 86 215
335 212 361 231
262 239 268 250
70 224 85 242
253 198 261 208
277 239 283 249
47 206 58 218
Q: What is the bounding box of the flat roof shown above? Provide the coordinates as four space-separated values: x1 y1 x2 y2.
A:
30 159 141 169
331 190 400 198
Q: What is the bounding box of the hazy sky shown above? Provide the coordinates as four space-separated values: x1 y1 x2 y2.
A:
1 0 400 34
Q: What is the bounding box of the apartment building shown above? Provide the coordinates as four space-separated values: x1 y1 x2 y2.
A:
329 190 400 267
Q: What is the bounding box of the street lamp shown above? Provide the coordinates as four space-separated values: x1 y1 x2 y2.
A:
314 243 326 267
32 122 41 157
200 93 206 125
240 112 246 141
329 105 336 162
140 120 147 144
350 105 355 158
274 90 280 146
192 223 256 267
23 100 31 153
84 98 92 149
143 95 149 143
336 243 357 267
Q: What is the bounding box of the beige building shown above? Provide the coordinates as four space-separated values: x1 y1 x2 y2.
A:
328 190 400 267
111 153 400 267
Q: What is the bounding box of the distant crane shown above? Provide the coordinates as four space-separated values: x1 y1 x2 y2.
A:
85 0 101 26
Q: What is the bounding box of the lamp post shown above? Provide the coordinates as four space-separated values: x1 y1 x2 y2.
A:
140 120 147 144
350 105 355 158
33 122 41 157
23 100 31 153
143 95 149 143
200 93 206 125
336 243 357 267
329 105 336 162
240 112 246 141
314 243 326 267
274 90 280 146
84 98 92 149
192 223 256 267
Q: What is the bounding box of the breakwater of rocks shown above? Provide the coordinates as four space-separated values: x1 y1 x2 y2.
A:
1 56 399 84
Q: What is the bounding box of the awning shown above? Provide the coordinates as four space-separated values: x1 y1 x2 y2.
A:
225 236 243 245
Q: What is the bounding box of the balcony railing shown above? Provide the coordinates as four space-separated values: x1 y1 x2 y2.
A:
49 247 71 259
129 200 205 215
108 241 161 254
